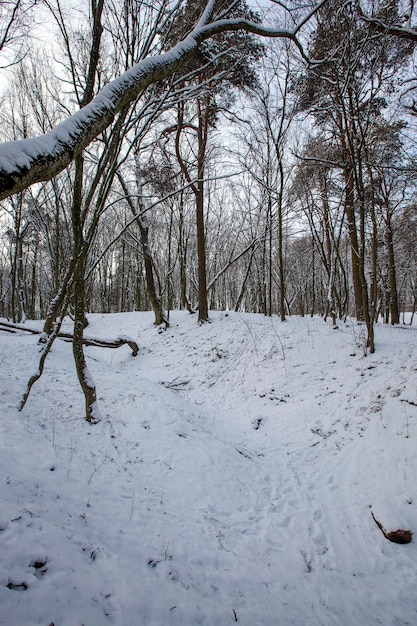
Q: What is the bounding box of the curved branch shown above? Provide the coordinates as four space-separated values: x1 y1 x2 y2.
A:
355 0 417 43
0 36 199 200
0 1 325 201
0 0 326 200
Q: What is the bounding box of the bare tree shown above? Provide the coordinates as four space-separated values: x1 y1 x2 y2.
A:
1 0 328 420
297 0 413 351
0 0 37 67
0 0 327 201
116 154 169 327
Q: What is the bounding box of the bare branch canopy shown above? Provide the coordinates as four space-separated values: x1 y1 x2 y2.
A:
0 0 327 201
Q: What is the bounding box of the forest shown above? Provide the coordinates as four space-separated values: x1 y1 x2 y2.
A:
0 0 416 420
1 3 417 624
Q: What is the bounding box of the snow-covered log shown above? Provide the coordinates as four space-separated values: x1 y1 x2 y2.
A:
0 321 138 355
58 332 139 356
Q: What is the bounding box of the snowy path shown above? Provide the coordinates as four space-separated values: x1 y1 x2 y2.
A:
1 311 416 625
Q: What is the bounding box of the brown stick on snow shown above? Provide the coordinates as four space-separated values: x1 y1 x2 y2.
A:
371 510 413 544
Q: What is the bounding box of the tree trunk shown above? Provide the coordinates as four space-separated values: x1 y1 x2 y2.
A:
385 212 400 324
72 155 100 422
343 166 364 321
10 196 24 323
178 190 194 313
235 246 256 312
195 98 209 322
278 159 286 321
28 235 38 319
175 99 209 322
72 255 100 422
16 230 26 323
117 167 168 327
41 257 77 338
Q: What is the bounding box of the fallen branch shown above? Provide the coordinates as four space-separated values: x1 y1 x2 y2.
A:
400 399 417 407
371 510 413 544
0 321 41 334
58 332 138 356
19 319 64 411
0 321 138 356
236 448 251 459
311 428 336 446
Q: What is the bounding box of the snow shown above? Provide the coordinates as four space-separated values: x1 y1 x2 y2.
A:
0 310 416 625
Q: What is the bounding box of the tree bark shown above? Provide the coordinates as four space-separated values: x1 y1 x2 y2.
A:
195 96 209 322
278 159 286 321
19 317 65 412
235 245 256 312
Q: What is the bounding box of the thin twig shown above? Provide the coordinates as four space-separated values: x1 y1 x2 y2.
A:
88 453 108 485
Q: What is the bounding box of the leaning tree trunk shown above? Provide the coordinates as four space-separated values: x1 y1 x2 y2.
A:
41 257 77 338
235 245 256 312
72 155 100 422
19 316 66 411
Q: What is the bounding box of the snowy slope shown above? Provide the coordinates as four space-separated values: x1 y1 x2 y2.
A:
0 311 416 625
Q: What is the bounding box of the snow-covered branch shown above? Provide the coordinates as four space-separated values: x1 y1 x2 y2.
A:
355 1 417 43
0 0 325 201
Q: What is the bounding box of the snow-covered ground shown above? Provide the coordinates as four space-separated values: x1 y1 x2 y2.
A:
0 310 416 626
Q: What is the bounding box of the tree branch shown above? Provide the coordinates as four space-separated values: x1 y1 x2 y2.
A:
355 0 417 42
0 0 325 200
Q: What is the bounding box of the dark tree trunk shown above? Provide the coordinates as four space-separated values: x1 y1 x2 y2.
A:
178 190 194 313
41 257 77 338
235 246 256 312
195 175 208 321
71 155 100 422
195 98 209 322
117 167 168 327
175 99 209 322
343 166 364 321
278 159 286 321
385 213 400 324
